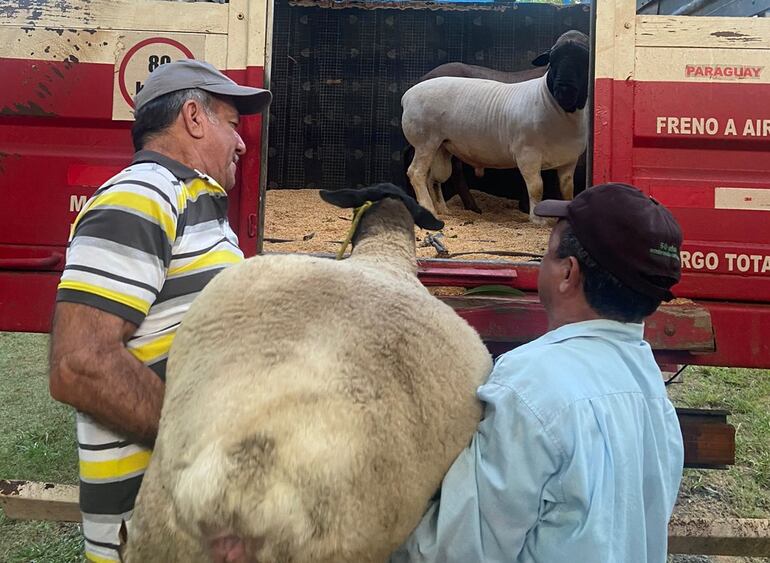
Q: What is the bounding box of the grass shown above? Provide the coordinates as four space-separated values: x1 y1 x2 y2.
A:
0 332 767 561
0 332 82 562
668 366 770 520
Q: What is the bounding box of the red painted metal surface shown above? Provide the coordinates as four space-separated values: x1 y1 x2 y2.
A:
0 57 265 333
589 76 770 367
2 39 769 369
0 273 60 333
418 261 518 286
593 78 770 304
445 293 770 369
444 294 714 354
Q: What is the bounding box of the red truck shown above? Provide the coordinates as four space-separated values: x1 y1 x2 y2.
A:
1 3 768 378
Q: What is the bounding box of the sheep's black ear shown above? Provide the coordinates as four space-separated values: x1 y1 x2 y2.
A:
532 51 550 66
320 183 444 231
319 188 368 208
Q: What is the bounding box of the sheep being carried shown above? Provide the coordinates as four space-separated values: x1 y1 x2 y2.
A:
124 184 493 563
402 30 589 223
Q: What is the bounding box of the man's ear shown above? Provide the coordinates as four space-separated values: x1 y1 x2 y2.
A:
180 100 207 140
559 255 582 294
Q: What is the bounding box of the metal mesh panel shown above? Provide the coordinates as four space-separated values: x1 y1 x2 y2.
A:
268 1 591 191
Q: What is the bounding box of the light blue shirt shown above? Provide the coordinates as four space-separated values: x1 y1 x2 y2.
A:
391 319 684 563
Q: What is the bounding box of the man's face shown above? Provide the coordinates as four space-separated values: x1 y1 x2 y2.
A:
537 219 569 314
202 97 246 191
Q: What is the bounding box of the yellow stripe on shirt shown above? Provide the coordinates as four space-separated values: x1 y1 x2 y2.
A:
168 249 242 277
80 450 152 481
85 551 120 563
57 280 151 315
184 177 226 201
128 332 176 364
74 191 176 242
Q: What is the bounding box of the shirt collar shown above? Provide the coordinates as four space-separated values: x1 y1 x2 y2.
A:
131 150 201 181
541 319 645 346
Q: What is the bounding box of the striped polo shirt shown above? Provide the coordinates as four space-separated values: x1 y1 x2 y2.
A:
56 150 244 563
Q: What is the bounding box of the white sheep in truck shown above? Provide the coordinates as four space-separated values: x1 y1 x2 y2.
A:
402 30 590 223
124 184 493 563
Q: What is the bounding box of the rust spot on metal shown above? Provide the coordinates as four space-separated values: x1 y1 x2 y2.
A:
51 66 64 79
46 27 65 36
664 324 676 337
62 54 79 70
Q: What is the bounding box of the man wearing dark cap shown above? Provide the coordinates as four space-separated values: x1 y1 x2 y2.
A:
391 184 685 563
48 59 271 562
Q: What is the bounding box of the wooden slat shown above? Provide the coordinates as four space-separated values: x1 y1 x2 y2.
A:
637 16 770 50
680 421 736 469
669 518 770 556
0 0 229 34
0 480 80 522
3 481 768 557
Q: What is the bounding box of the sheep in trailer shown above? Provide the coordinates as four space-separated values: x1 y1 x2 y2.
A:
402 30 589 223
123 184 493 563
403 64 547 214
420 62 546 84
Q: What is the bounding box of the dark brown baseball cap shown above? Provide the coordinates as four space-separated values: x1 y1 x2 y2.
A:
133 59 272 115
534 183 683 301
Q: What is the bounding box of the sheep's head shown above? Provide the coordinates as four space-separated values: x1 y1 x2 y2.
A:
320 183 444 231
532 30 589 114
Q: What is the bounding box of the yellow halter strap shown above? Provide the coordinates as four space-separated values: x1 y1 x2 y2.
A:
336 200 374 260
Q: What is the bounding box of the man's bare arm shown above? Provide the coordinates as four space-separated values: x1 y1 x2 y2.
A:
49 302 165 446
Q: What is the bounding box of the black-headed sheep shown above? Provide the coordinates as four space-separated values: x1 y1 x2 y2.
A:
403 64 548 214
124 184 493 563
402 30 590 223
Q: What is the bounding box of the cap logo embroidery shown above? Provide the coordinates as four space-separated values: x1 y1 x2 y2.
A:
650 242 680 261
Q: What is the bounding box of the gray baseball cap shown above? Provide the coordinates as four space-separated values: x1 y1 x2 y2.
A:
133 59 272 115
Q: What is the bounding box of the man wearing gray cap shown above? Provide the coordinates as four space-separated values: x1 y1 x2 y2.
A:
392 184 685 563
48 59 271 562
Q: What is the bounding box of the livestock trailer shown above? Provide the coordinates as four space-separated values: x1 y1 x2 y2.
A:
0 0 769 375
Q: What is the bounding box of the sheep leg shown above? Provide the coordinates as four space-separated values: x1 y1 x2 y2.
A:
401 145 416 198
431 181 449 215
556 161 578 201
430 146 453 215
406 145 439 215
450 157 481 214
517 153 548 225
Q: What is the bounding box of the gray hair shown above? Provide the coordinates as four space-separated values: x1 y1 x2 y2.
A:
131 88 217 151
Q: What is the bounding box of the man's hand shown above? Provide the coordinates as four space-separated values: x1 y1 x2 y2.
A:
49 302 165 446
